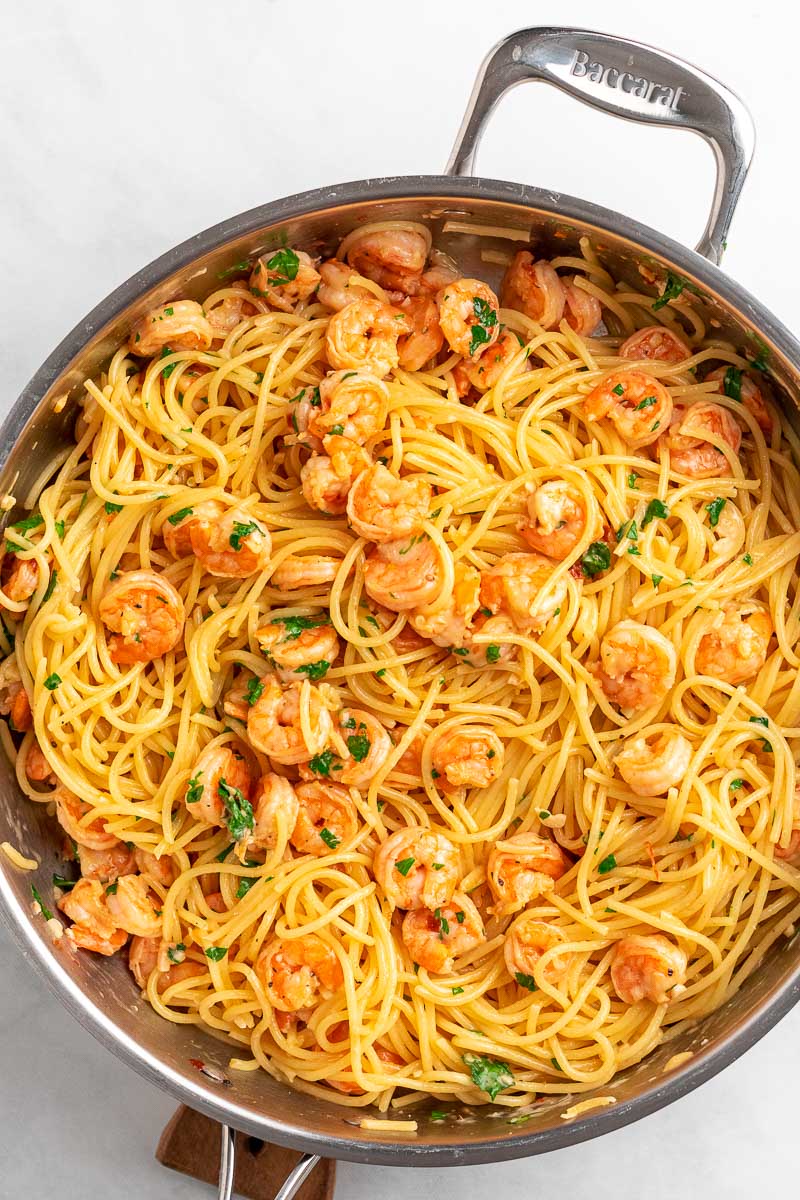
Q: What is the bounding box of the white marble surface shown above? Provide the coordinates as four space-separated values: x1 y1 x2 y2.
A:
1 1 799 1196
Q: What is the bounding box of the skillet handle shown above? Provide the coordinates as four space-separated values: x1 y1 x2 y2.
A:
216 1125 321 1200
445 26 755 265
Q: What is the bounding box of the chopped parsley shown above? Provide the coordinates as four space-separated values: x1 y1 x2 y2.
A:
105 881 118 895
730 778 745 791
722 366 742 402
272 614 329 641
12 513 44 534
468 296 498 357
104 499 123 515
652 574 663 588
167 942 186 963
205 946 228 961
229 521 259 551
246 677 265 706
329 423 345 436
52 873 75 891
42 569 58 603
395 857 415 876
160 346 179 379
598 853 617 874
485 644 501 664
652 272 685 310
634 395 658 412
452 986 464 995
186 772 204 804
463 1053 515 1101
515 972 538 991
296 659 330 681
612 383 625 396
265 248 300 285
642 498 669 527
433 907 450 938
167 506 194 526
31 885 53 921
320 827 340 850
627 472 639 489
309 749 336 776
705 497 727 527
43 673 61 691
581 541 611 577
346 732 371 761
748 715 772 752
218 777 255 841
743 553 753 565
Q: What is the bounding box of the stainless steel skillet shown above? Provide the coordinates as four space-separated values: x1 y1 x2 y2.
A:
1 26 798 1197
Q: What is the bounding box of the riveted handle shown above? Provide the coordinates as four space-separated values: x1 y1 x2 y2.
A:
446 26 755 264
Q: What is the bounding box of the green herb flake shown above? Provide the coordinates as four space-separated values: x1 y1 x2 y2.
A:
612 383 625 396
652 574 663 589
346 733 371 762
581 541 611 578
743 553 753 565
105 881 118 895
31 885 53 921
52 873 75 891
246 677 265 706
463 1053 515 1101
167 942 186 963
265 248 300 285
320 827 340 850
627 472 638 489
653 272 685 310
634 395 658 412
43 673 61 691
12 513 44 534
309 749 336 776
452 986 465 995
104 499 123 515
705 497 727 527
272 614 330 641
515 972 538 991
485 644 501 664
429 1110 447 1122
730 778 745 791
748 715 772 752
642 499 669 528
42 569 58 603
723 366 743 402
228 520 259 552
186 772 204 804
167 506 194 526
468 296 498 357
395 856 415 877
205 946 228 961
296 659 330 681
598 853 617 875
218 777 255 841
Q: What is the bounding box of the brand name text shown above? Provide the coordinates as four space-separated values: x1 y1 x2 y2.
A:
570 50 686 112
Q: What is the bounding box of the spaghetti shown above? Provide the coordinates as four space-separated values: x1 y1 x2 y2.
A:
3 222 800 1114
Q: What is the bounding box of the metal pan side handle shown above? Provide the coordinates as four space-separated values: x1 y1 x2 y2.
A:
215 1126 321 1200
446 26 756 265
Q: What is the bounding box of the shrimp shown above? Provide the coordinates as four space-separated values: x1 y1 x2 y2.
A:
584 370 672 449
500 253 565 329
59 878 127 956
325 299 409 379
257 934 344 1012
249 248 321 312
186 743 252 829
189 508 272 578
77 842 136 883
408 561 480 648
563 278 602 336
659 401 742 479
364 534 447 613
373 826 460 910
256 614 339 682
128 936 206 991
595 620 677 715
55 786 117 851
99 569 185 665
134 847 177 889
1 551 40 603
206 282 258 336
162 500 225 559
300 440 370 516
317 259 374 311
309 371 390 443
518 480 588 560
343 228 428 294
461 613 519 669
128 300 213 357
290 781 358 855
429 726 504 791
614 728 693 796
247 678 333 764
694 603 772 685
775 785 800 862
706 365 774 435
486 834 569 917
248 773 299 850
479 552 567 634
454 329 523 394
437 278 500 359
401 891 485 973
610 934 687 1004
0 655 31 731
620 325 692 363
331 708 392 788
25 739 56 784
346 463 432 543
709 500 745 560
271 555 345 591
397 295 444 371
504 914 572 986
106 874 162 938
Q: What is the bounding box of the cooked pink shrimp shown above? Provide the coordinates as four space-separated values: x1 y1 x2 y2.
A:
99 569 185 665
77 842 136 883
0 655 32 732
518 480 588 560
189 508 271 578
128 300 213 357
775 785 800 862
309 371 390 443
133 847 177 889
346 463 432 543
461 613 519 669
25 739 56 784
437 278 500 359
454 329 523 394
256 614 339 682
301 439 370 516
247 678 333 764
408 561 481 648
257 934 344 1012
705 365 774 435
162 500 225 559
504 914 573 986
430 726 504 791
330 708 392 788
487 834 569 917
290 781 359 855
501 253 565 329
54 786 117 851
317 259 374 311
397 295 444 371
595 620 677 714
615 728 693 796
248 773 300 850
343 228 428 294
584 370 672 448
186 743 252 830
694 603 772 685
249 248 321 312
206 282 258 335
373 827 460 910
128 936 206 991
401 891 485 973
479 552 567 634
325 299 409 379
364 534 447 612
285 386 324 452
659 401 742 478
620 325 692 363
59 878 127 956
611 934 687 1004
106 874 162 938
563 277 602 336
1 550 41 604
271 555 346 591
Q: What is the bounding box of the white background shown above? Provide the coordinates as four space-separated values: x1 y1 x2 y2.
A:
1 1 798 1197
